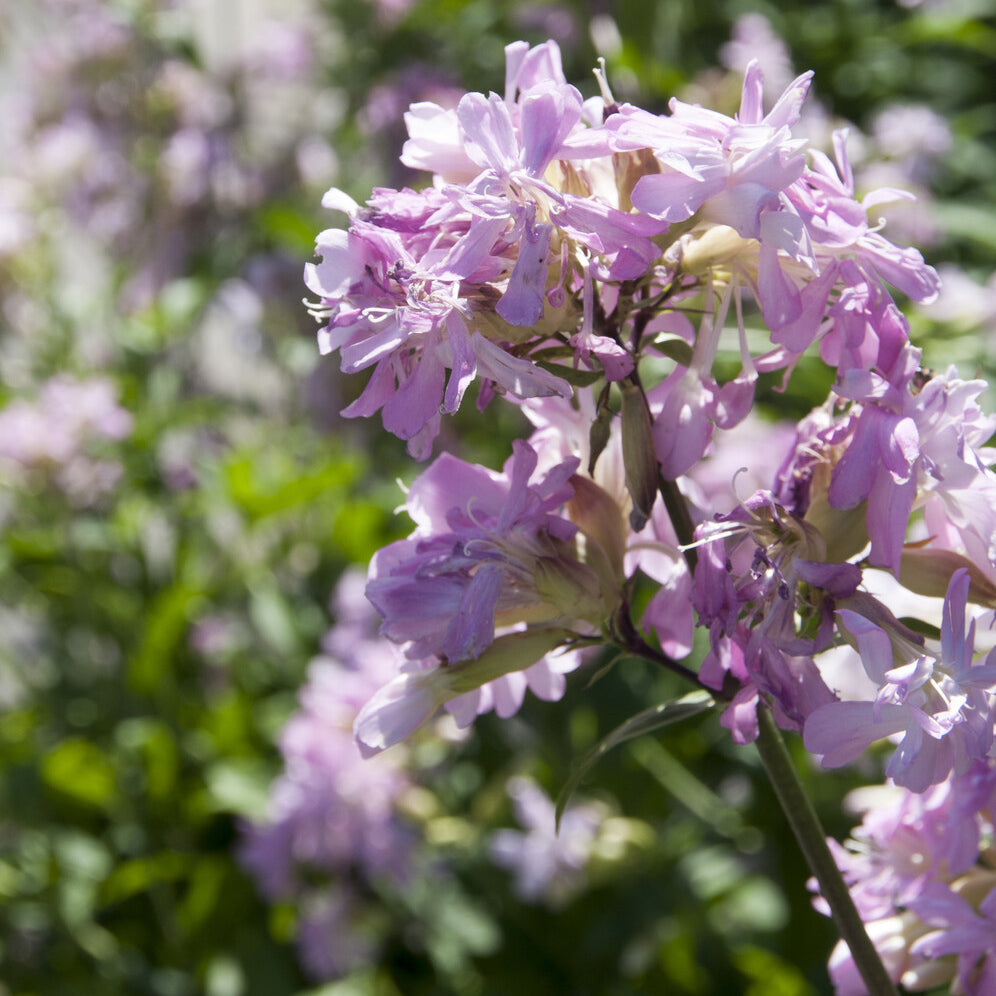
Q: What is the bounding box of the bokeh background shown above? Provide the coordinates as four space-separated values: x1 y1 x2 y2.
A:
1 1 994 994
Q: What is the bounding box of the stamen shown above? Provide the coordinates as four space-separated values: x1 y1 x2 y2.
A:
592 57 617 110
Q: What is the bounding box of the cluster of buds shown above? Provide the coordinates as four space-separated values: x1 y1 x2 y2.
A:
307 39 996 993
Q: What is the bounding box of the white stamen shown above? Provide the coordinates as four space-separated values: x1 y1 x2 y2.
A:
592 58 616 107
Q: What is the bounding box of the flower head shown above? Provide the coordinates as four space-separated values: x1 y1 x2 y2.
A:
356 439 628 754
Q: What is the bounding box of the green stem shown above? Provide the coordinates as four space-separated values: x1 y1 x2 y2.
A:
754 707 900 996
612 601 707 691
659 474 697 572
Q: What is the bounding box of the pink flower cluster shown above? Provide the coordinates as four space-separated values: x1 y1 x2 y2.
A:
0 375 132 503
307 39 996 990
240 571 424 980
307 40 938 463
823 763 996 994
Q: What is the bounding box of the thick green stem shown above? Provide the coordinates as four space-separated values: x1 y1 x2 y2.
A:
754 708 899 996
658 474 697 572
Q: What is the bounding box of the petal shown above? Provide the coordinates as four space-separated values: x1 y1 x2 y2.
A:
803 701 909 767
354 671 443 757
471 332 572 400
382 341 446 441
458 92 518 175
441 562 503 662
496 217 553 326
737 60 764 125
304 229 367 298
518 83 583 176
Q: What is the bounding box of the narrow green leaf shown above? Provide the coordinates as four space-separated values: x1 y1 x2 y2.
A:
898 616 942 641
652 334 695 367
582 649 628 689
127 581 202 693
621 380 658 531
555 690 714 826
533 358 604 387
527 344 576 362
587 401 613 477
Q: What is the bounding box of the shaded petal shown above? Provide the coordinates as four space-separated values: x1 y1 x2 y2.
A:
354 671 442 757
458 92 518 175
471 332 572 400
496 217 553 326
518 83 583 176
804 700 909 766
441 562 503 661
382 346 446 441
763 71 814 130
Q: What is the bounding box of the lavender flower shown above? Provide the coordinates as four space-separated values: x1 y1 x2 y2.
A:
308 38 943 498
805 570 996 793
306 40 673 457
524 389 693 657
870 104 952 186
355 438 626 754
0 376 132 503
828 358 996 575
304 37 996 993
489 776 605 907
821 763 996 994
241 570 421 979
720 14 796 99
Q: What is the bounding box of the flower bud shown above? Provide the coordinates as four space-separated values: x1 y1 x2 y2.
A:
567 474 628 597
676 224 757 277
900 547 996 609
445 626 575 694
612 147 659 214
620 380 659 531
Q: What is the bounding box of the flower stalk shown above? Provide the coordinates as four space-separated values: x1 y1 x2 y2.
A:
754 707 900 996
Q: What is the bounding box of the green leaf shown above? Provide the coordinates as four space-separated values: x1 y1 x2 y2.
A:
899 616 942 641
42 739 118 811
99 851 189 906
128 581 203 693
258 203 320 255
652 334 694 367
204 758 274 820
734 943 818 996
556 690 714 826
225 452 360 521
931 202 996 253
587 399 613 477
249 582 301 656
528 344 576 362
582 649 628 689
533 358 604 387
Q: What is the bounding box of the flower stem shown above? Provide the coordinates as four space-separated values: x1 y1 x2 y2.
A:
754 707 899 996
611 601 707 690
658 474 698 572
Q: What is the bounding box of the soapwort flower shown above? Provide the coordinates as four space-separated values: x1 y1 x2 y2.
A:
302 34 996 996
355 438 628 754
805 570 996 793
